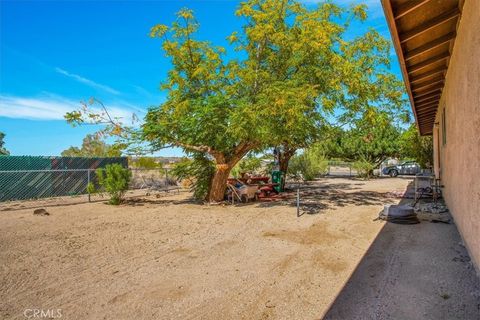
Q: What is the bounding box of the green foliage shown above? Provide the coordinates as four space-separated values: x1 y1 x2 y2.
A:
86 182 97 194
288 147 328 181
322 110 403 175
61 134 123 157
65 1 409 201
231 154 262 177
399 124 433 168
96 164 131 205
130 157 162 169
170 154 215 200
64 98 144 155
353 158 376 180
142 1 408 200
0 132 9 155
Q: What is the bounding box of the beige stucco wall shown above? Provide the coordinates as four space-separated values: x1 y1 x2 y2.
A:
433 0 480 270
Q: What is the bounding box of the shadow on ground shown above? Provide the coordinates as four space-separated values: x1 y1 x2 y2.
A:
256 177 399 214
322 183 480 320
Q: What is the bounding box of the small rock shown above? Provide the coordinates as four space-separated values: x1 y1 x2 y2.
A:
265 300 275 308
33 208 49 216
440 293 450 300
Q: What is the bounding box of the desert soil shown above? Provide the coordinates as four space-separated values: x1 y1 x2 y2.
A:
0 177 410 319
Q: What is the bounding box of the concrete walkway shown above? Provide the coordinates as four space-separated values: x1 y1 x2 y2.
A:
323 195 480 320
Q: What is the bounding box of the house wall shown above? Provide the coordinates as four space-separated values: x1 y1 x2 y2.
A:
433 0 480 270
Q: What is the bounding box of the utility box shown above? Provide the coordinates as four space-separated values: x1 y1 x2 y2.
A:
271 170 284 193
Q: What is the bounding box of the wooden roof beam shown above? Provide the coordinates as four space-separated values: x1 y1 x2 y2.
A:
415 96 440 106
417 108 437 113
417 101 438 116
419 127 434 134
420 125 434 130
410 66 446 84
416 102 439 111
414 87 443 99
415 93 442 104
412 78 444 92
408 52 450 74
400 8 460 43
416 97 440 107
419 121 434 128
394 0 432 20
418 123 435 129
420 120 435 125
419 124 435 131
405 32 456 61
418 121 435 127
417 115 437 122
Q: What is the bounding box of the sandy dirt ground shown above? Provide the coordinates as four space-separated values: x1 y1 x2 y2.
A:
0 177 445 319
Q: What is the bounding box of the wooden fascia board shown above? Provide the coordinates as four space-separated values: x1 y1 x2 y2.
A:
381 0 420 132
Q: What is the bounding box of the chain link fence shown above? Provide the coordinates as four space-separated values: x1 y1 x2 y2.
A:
0 168 180 205
326 161 358 177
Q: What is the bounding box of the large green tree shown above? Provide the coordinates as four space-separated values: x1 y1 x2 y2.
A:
400 123 433 168
323 109 404 172
144 8 264 202
66 0 408 202
143 1 407 201
0 132 9 155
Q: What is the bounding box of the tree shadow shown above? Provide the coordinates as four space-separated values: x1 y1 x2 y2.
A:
256 179 398 214
321 182 480 319
122 196 197 206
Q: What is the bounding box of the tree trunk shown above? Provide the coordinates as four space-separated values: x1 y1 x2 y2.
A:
278 147 296 190
278 153 292 190
207 164 232 202
205 142 254 203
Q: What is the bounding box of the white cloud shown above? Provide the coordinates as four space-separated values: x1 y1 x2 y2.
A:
55 67 120 95
0 95 142 123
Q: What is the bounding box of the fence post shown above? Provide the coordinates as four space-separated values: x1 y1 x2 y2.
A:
165 168 169 193
87 169 91 202
296 188 300 217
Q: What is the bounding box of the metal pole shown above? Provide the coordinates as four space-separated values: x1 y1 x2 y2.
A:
87 169 91 203
296 188 300 217
165 168 169 193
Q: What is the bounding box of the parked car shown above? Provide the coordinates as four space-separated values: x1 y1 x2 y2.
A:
382 161 421 177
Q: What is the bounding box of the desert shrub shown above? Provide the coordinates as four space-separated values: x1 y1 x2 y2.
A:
170 154 215 200
288 149 328 181
353 158 375 180
86 182 97 194
130 156 162 169
96 164 132 205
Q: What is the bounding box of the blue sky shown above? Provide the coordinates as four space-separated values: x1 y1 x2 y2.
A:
0 0 401 156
